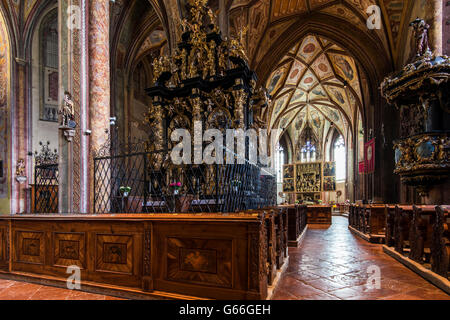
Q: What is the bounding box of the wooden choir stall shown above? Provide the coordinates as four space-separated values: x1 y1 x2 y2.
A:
0 206 309 300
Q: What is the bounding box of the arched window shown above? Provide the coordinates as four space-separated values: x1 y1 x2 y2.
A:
40 10 58 122
334 135 346 181
275 144 284 183
297 125 319 163
300 140 316 162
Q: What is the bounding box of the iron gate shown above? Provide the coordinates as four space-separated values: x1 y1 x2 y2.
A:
34 163 59 213
33 141 59 213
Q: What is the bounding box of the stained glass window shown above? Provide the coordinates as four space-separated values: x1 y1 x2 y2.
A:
334 135 346 181
40 11 58 122
275 144 284 183
300 141 316 162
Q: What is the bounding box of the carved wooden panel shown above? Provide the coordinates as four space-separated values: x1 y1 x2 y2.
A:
96 234 133 274
166 237 232 288
16 231 44 264
53 232 86 268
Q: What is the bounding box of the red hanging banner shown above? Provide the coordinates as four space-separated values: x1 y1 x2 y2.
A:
358 161 365 174
364 138 375 173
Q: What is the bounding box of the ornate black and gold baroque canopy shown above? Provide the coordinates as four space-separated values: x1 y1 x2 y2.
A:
144 0 269 150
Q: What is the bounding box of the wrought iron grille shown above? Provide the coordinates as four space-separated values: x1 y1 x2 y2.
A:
34 163 59 213
93 144 276 214
33 141 59 213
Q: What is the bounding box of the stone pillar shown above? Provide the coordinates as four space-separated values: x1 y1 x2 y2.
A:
218 0 229 37
58 0 85 214
89 0 110 213
444 0 450 55
13 60 28 214
425 0 443 55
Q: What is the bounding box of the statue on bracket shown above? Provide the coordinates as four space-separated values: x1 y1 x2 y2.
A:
59 91 76 129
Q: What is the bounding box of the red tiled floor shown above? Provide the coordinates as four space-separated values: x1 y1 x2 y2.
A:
272 216 450 300
0 279 124 300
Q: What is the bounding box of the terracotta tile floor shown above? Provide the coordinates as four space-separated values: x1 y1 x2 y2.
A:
272 216 450 300
0 280 123 300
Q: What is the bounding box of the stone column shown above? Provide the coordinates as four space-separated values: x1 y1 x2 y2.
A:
89 0 110 213
58 0 85 214
218 0 229 37
13 60 28 214
425 0 443 55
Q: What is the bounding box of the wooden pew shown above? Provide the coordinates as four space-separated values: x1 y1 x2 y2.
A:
240 208 277 286
241 207 291 287
351 204 361 230
358 205 366 232
299 205 307 234
351 204 360 229
431 206 450 278
385 205 396 247
348 204 354 227
409 205 436 264
306 205 332 225
282 205 300 247
348 204 386 243
281 208 288 259
264 210 277 285
394 205 414 254
367 205 387 240
272 207 285 269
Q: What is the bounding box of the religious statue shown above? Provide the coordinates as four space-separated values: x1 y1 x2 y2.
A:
189 50 202 78
180 48 188 80
207 8 219 33
409 18 432 58
251 87 269 111
59 91 75 128
204 41 216 78
218 41 228 75
202 99 211 114
170 58 181 86
16 158 25 177
152 57 162 81
180 18 191 33
229 38 248 63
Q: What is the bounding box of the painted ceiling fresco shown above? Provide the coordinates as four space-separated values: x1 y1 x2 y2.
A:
229 0 411 67
135 28 167 59
264 33 363 157
266 34 360 137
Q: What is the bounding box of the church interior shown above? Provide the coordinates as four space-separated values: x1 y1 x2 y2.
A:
0 0 448 302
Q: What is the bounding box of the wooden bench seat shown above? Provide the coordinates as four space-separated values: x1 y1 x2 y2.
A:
279 204 307 247
348 204 387 243
431 206 450 278
383 205 450 289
